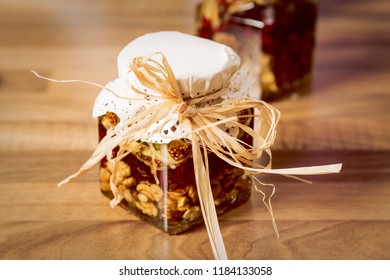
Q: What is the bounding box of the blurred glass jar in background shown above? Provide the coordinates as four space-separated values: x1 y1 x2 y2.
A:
196 0 318 101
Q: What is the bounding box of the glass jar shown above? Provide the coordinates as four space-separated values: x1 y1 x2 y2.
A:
98 111 252 234
196 0 318 101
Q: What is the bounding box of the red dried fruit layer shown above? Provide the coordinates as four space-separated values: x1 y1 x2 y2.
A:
197 0 318 101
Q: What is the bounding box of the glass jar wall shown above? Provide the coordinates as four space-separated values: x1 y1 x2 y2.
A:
98 112 252 234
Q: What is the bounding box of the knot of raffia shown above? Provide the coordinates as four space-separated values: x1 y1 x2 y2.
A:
178 102 198 118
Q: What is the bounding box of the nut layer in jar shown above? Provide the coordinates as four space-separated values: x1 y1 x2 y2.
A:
98 112 252 234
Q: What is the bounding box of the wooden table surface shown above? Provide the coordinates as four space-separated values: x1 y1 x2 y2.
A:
0 0 389 260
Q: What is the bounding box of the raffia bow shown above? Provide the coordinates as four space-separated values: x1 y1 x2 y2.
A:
38 52 341 260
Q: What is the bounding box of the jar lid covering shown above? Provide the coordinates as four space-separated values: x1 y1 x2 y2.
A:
117 31 241 99
93 31 253 143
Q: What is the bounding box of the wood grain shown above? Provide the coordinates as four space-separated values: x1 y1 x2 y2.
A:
0 0 389 259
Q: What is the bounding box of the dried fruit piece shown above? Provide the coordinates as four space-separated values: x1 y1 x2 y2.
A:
168 140 192 161
101 112 120 129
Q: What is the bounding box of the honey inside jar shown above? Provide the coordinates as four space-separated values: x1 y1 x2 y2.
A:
98 112 252 234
